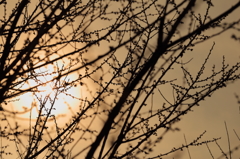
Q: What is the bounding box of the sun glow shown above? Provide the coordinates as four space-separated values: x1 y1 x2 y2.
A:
8 63 82 125
37 81 54 97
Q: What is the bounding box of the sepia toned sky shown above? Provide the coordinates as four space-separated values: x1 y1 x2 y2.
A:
152 1 240 158
1 0 240 158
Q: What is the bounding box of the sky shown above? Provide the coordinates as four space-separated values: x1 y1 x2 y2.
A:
0 0 240 158
156 1 240 158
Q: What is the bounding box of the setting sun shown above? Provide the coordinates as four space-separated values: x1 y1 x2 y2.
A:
7 62 82 125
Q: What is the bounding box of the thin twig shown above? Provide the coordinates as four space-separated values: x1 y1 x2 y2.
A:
184 134 192 159
233 129 240 141
205 143 214 159
224 121 231 159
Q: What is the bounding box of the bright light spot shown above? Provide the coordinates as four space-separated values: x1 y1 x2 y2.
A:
37 81 54 96
8 62 82 126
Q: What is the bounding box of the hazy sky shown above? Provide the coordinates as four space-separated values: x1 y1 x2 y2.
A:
1 0 240 158
157 1 240 158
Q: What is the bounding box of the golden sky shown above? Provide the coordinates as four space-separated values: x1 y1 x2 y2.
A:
0 0 240 158
154 1 240 158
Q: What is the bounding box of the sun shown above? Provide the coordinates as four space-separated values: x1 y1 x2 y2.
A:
37 82 54 97
29 64 58 104
8 62 82 125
